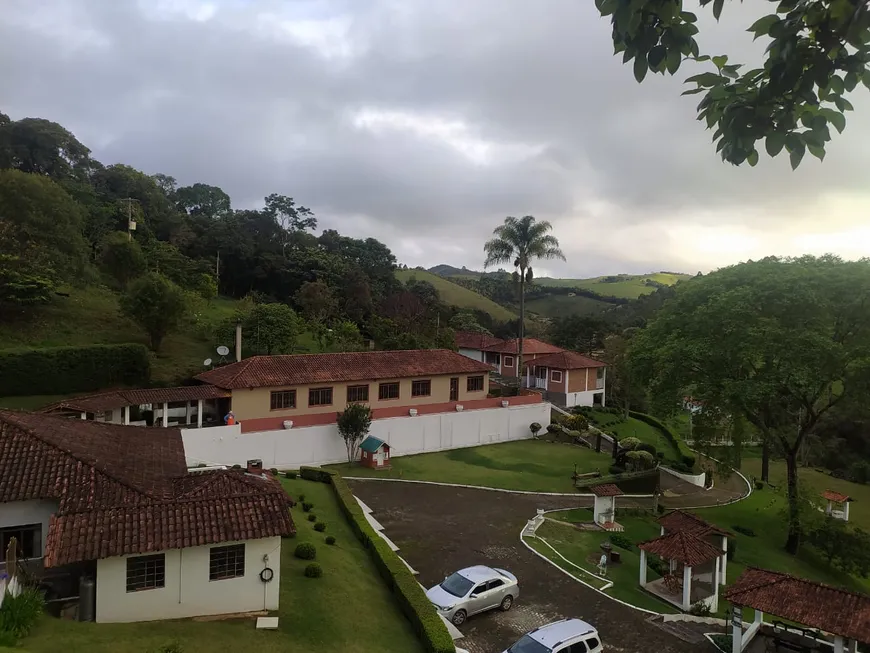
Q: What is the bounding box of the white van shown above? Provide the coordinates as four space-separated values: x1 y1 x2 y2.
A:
501 618 603 653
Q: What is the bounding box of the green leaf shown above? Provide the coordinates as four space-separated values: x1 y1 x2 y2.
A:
747 14 779 38
681 87 705 95
862 70 870 91
747 150 759 166
834 96 855 112
830 75 845 94
633 55 648 82
789 143 806 170
824 110 846 133
666 48 681 74
807 143 826 161
712 55 728 69
765 132 786 157
685 72 723 86
712 0 724 20
845 72 859 92
648 45 667 71
680 11 698 23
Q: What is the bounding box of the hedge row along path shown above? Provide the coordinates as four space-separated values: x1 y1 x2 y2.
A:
348 480 704 653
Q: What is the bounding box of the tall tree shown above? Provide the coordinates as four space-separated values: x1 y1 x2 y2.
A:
120 273 188 351
175 183 231 218
483 215 565 376
294 281 338 324
234 302 302 355
596 0 870 168
337 402 373 463
98 231 147 288
629 255 870 553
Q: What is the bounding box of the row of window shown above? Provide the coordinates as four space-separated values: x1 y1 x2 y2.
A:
270 376 485 410
126 544 245 592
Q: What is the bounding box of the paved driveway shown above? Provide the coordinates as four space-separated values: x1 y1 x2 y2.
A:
349 480 712 653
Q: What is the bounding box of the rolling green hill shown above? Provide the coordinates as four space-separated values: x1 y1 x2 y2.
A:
396 269 516 322
524 294 612 319
535 272 690 299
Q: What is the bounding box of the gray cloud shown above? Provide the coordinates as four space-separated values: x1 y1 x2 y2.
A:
1 0 869 277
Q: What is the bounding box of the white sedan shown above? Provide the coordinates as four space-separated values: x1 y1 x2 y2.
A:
426 565 519 626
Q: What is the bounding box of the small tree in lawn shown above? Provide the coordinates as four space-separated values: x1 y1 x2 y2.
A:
337 402 372 463
120 272 187 351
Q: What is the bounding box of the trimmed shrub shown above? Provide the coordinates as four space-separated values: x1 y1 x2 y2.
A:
285 471 297 479
530 422 542 436
0 587 45 638
0 343 151 396
629 410 695 467
325 535 336 545
300 466 333 483
294 543 317 560
302 502 313 512
608 465 625 475
297 493 305 502
269 468 279 475
546 423 561 434
636 442 658 457
610 533 633 550
732 525 756 537
314 522 327 532
304 563 323 578
656 503 666 514
688 601 712 617
307 514 317 522
231 464 242 470
754 481 764 490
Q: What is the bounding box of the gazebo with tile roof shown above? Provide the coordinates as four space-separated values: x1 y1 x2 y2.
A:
724 567 869 653
658 509 733 585
822 489 854 522
638 530 723 612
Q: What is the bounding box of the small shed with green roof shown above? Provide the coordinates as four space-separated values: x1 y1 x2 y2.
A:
359 436 391 469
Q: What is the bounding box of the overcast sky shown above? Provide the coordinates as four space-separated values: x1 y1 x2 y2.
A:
2 0 869 278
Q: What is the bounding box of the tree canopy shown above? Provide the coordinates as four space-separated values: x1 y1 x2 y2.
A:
597 0 870 168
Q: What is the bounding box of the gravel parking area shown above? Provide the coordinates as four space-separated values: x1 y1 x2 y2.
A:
349 480 713 653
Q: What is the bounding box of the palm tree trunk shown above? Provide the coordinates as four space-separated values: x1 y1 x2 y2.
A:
518 269 525 392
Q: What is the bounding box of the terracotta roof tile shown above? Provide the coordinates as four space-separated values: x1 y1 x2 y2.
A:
590 484 623 497
523 350 606 370
821 490 851 503
724 568 870 643
0 411 294 567
42 385 229 414
482 338 564 355
638 530 723 566
455 331 505 350
659 510 733 538
195 349 491 389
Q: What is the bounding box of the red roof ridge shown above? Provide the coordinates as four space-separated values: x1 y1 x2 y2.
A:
732 566 866 599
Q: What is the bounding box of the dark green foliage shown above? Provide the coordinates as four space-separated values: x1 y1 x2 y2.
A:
300 466 334 483
284 471 298 479
647 556 666 577
304 563 323 578
156 642 184 653
0 255 55 306
807 518 870 577
98 232 146 288
297 493 305 502
231 464 241 470
727 538 737 561
755 481 765 491
529 422 542 435
294 543 317 560
0 587 44 638
302 502 313 512
314 522 327 532
269 468 278 475
629 411 695 467
307 514 317 522
609 533 633 550
325 535 336 545
0 343 150 396
120 273 188 351
337 403 373 463
608 465 625 475
732 525 756 537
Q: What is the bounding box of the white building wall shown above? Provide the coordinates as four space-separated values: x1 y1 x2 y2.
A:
95 536 281 623
565 389 606 408
458 347 484 362
0 500 58 558
182 403 551 469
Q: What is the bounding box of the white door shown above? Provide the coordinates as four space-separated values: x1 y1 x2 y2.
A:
375 450 384 466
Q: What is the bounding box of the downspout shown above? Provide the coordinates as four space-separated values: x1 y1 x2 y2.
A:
178 549 183 604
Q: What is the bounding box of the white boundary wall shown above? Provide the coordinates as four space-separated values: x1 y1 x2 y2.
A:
182 402 550 469
661 465 707 487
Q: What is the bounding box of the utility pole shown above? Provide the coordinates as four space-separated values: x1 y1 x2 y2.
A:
121 198 139 241
215 250 220 286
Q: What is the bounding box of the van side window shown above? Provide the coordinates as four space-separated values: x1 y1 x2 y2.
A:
564 642 588 653
488 579 504 590
586 637 601 650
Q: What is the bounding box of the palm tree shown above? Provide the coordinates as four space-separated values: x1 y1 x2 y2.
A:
483 215 565 382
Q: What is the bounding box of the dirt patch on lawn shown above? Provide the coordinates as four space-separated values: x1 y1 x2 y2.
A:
348 480 711 653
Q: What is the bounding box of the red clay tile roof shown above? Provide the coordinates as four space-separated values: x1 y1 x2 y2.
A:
0 411 294 567
482 338 564 355
523 350 606 370
822 490 851 503
41 385 230 414
195 349 492 389
724 568 870 643
455 331 505 350
638 530 723 566
590 483 624 497
659 510 733 538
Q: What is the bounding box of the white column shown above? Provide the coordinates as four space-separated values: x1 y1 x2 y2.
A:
197 399 203 428
682 565 692 610
161 402 169 427
639 550 647 585
602 368 607 406
844 502 850 521
123 405 130 425
711 558 720 613
564 370 569 393
834 636 845 653
80 412 86 420
185 401 192 425
660 526 665 536
732 615 742 653
721 536 728 585
754 609 763 625
585 368 589 391
827 500 833 515
848 639 857 653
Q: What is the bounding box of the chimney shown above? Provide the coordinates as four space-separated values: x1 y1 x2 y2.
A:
235 320 242 362
246 459 263 476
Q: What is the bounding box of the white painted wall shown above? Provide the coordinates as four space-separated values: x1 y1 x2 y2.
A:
182 403 551 468
95 536 281 623
458 348 484 362
565 389 606 408
661 466 706 487
0 500 58 558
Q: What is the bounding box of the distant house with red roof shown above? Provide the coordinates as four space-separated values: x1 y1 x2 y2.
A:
0 411 294 624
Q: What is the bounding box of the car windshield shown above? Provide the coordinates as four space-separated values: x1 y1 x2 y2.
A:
507 635 551 653
439 573 474 598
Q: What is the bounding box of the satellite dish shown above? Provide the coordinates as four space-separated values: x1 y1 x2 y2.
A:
216 346 230 356
203 358 213 367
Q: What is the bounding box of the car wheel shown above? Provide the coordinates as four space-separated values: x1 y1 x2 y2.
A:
451 610 467 626
500 595 513 611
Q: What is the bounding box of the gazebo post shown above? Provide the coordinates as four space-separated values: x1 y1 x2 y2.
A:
639 549 647 586
711 556 720 613
682 564 692 610
834 636 844 653
731 608 742 653
721 536 728 585
844 501 850 522
848 638 858 653
826 499 833 516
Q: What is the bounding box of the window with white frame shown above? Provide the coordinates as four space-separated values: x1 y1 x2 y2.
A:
551 370 563 383
503 356 514 367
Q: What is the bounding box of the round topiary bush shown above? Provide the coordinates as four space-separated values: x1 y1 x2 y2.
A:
314 522 326 532
307 513 317 522
269 468 278 475
304 563 323 578
297 493 305 502
325 535 336 545
302 502 313 512
284 471 297 479
294 542 316 560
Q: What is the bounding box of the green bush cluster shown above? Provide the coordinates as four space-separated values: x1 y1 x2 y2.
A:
732 525 756 537
0 343 150 396
609 533 633 550
299 466 333 483
302 502 313 512
284 471 298 479
325 535 336 545
304 563 323 578
0 587 44 642
629 411 696 468
302 467 455 653
294 543 317 560
314 522 327 532
307 514 317 522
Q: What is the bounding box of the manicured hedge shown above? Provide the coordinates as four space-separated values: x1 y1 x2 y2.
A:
628 410 696 468
0 344 151 396
301 466 455 653
574 467 658 489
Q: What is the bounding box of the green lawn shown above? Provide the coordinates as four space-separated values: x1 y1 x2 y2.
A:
589 410 681 463
535 273 690 299
524 294 611 319
395 269 516 322
327 440 613 493
20 478 423 653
